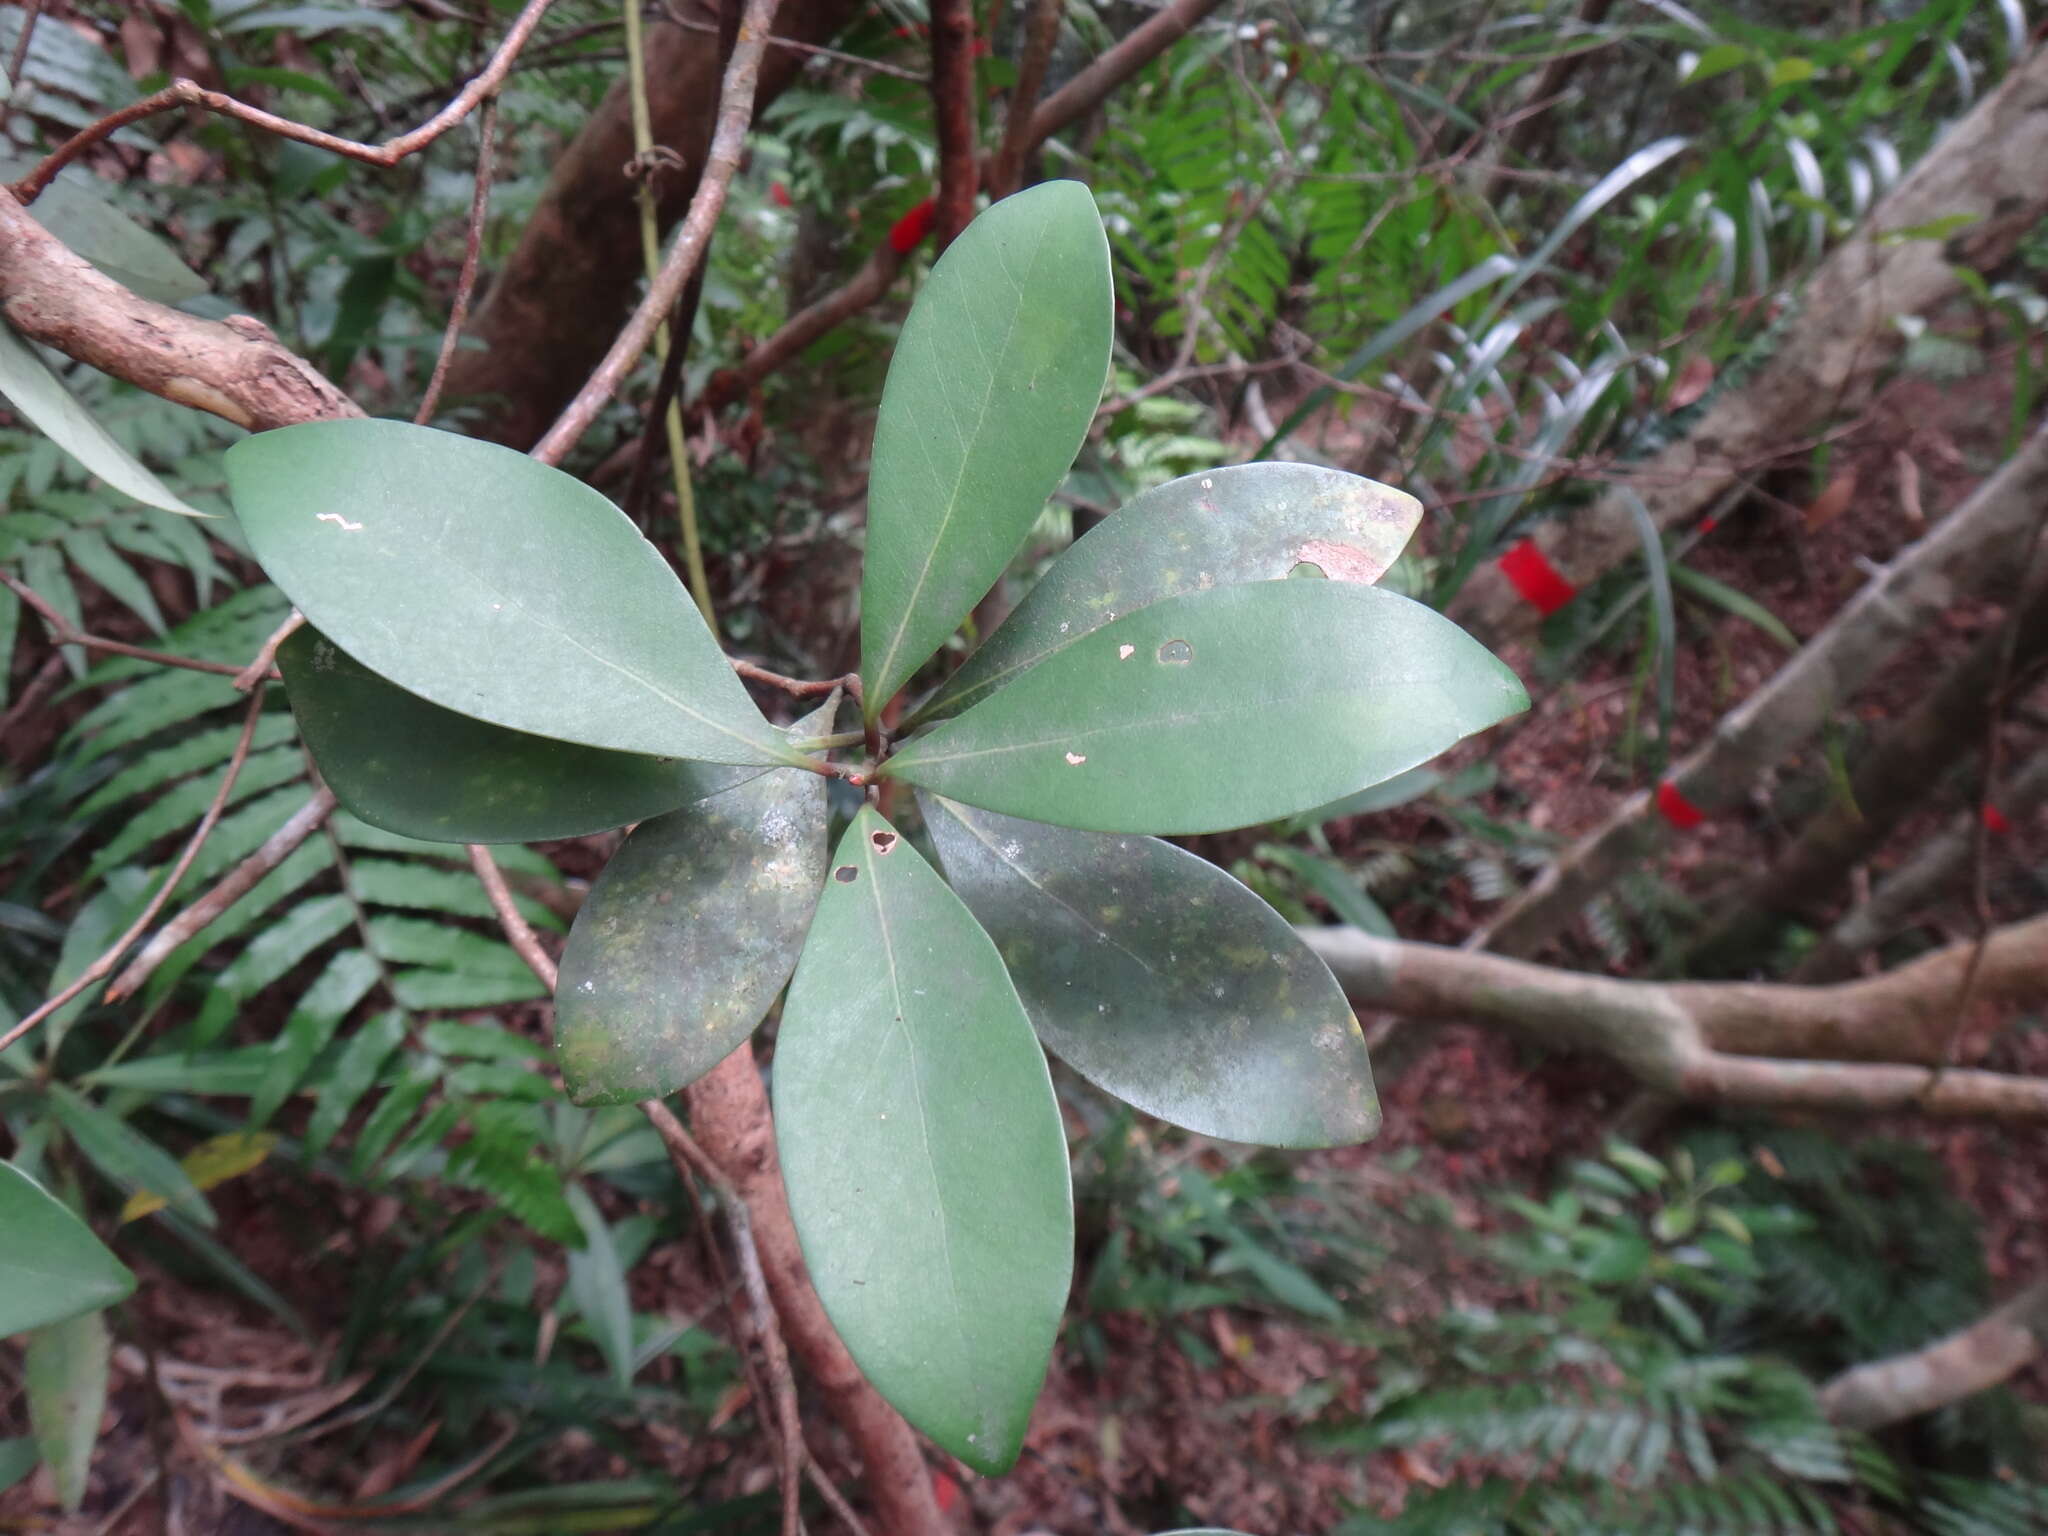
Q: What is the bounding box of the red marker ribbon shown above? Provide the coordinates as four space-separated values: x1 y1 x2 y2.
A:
1982 803 2012 835
888 196 936 255
1498 538 1578 615
1656 779 1706 830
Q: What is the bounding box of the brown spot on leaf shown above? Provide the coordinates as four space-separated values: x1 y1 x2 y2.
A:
870 830 898 855
834 865 859 883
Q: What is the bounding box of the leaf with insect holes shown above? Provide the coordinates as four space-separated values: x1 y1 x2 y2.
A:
0 324 203 517
922 796 1379 1146
913 462 1421 724
775 808 1070 1474
279 627 762 843
227 419 800 767
886 580 1528 834
554 702 832 1104
0 1162 135 1336
860 181 1111 719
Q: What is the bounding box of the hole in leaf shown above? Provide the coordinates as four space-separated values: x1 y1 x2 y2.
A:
1156 639 1194 665
870 830 898 855
834 865 859 884
1288 560 1327 579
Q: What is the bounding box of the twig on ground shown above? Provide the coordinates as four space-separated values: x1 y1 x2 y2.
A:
11 0 557 200
107 787 339 1004
415 97 499 425
0 689 270 1054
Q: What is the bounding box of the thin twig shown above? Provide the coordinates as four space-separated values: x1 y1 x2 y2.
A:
531 0 784 465
233 611 306 692
416 97 498 425
732 659 861 701
11 0 557 201
0 649 64 755
1 572 256 680
928 0 980 251
0 0 43 132
0 689 270 1054
641 1100 805 1536
465 845 557 991
989 0 1064 198
107 787 339 1003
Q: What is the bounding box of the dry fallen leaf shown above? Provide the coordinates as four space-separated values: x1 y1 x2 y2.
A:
1802 467 1858 532
1894 449 1924 523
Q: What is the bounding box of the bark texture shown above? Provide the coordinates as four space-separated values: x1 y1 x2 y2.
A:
1450 43 2048 645
444 0 862 447
1820 1279 2048 1429
686 1047 946 1536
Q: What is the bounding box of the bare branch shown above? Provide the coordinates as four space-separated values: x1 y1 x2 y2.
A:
0 189 360 431
416 98 499 425
927 0 979 251
989 0 1065 199
1 572 257 680
531 0 784 465
11 0 556 199
465 845 558 991
1821 1279 2048 1430
0 689 271 1055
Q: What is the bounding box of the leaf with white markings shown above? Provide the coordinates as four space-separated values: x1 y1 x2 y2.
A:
886 581 1528 833
914 462 1420 724
923 796 1378 1145
227 419 799 767
776 808 1071 1474
859 181 1112 718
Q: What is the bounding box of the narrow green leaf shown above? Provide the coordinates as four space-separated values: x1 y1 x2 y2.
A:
564 1183 636 1391
226 419 798 766
860 181 1112 717
51 1087 214 1228
0 1162 136 1335
279 627 760 843
26 1309 109 1513
0 323 204 516
776 808 1071 1473
556 707 830 1105
924 797 1378 1147
62 527 166 633
306 1008 407 1157
0 1438 34 1495
1255 843 1397 939
886 582 1528 834
914 462 1421 724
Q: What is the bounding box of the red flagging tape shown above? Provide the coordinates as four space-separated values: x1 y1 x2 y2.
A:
1982 803 2012 835
888 196 936 255
1498 538 1577 615
1656 779 1706 831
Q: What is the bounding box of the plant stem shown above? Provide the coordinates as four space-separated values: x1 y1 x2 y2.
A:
624 0 716 627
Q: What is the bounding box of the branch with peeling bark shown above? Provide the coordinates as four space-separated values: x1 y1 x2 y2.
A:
1820 1279 2048 1430
1305 914 2048 1120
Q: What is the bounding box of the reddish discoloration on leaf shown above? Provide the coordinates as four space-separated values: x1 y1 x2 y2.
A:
1296 537 1392 585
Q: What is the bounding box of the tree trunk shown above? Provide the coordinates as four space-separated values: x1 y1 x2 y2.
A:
445 0 862 448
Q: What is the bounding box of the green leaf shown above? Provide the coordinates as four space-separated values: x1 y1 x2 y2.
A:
0 1162 136 1335
913 462 1421 724
564 1183 636 1391
50 1085 214 1228
775 808 1071 1473
1255 842 1397 938
1683 43 1751 85
279 627 761 842
860 181 1112 718
225 419 798 766
0 323 204 516
556 708 831 1105
26 1309 109 1513
885 581 1527 834
5 161 207 304
0 1438 34 1495
923 797 1378 1147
